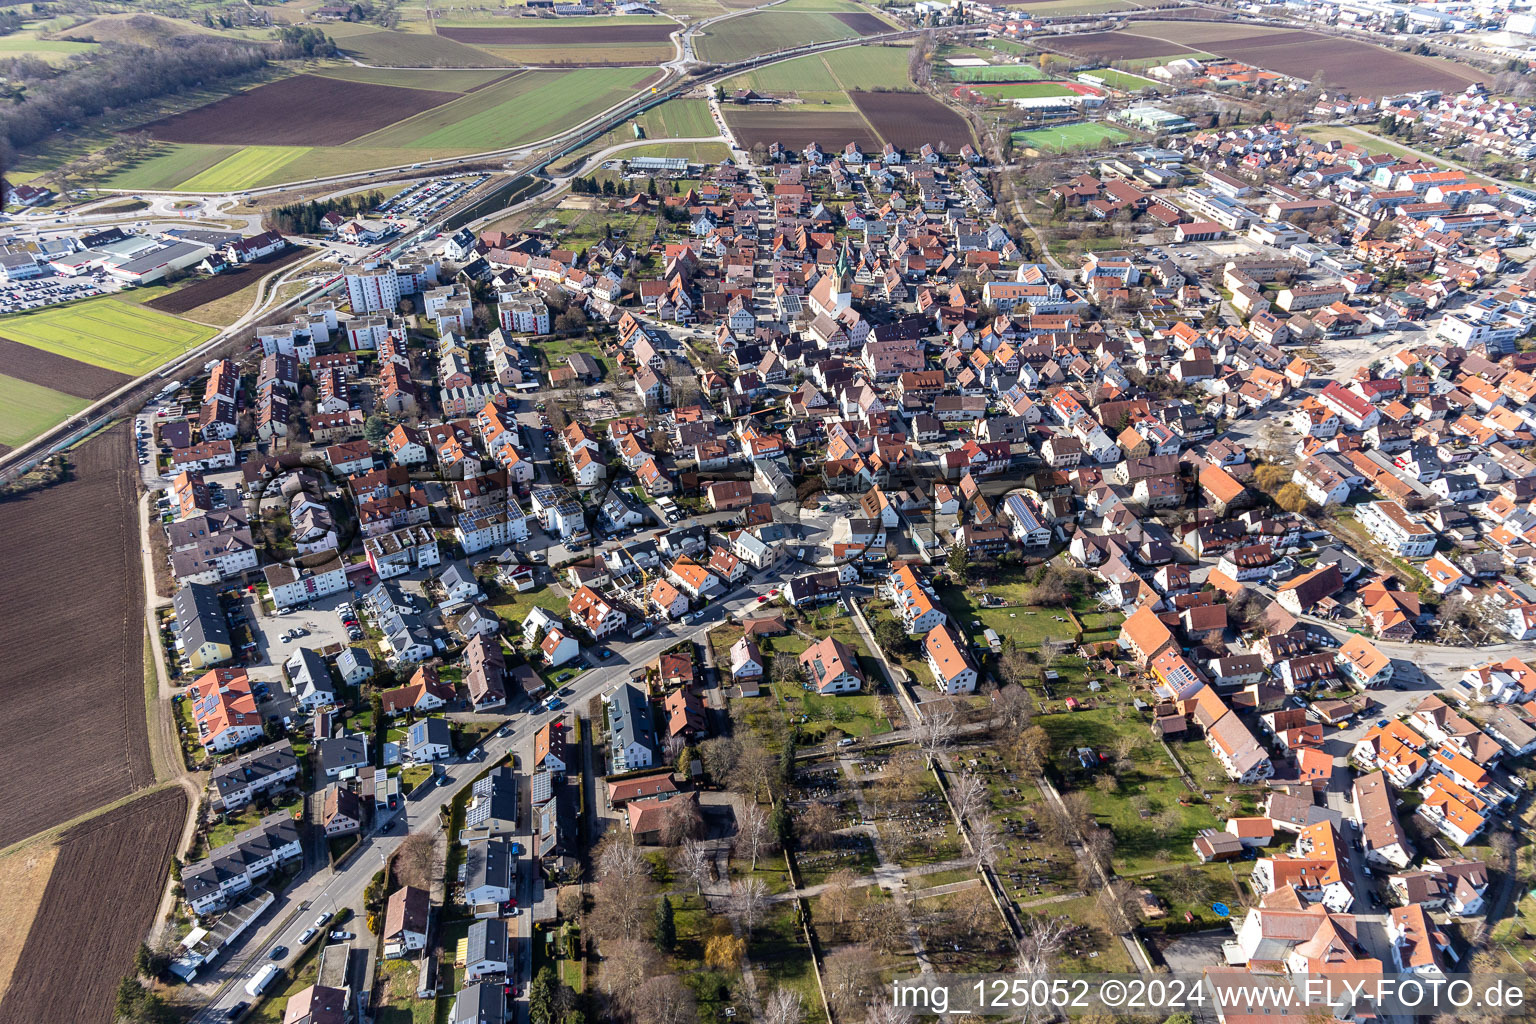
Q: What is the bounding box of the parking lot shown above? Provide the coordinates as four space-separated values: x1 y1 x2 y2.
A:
0 267 118 312
244 587 378 686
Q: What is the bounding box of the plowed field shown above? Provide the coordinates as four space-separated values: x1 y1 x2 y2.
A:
851 90 972 150
0 337 129 400
724 107 879 151
146 246 309 316
0 788 187 1024
0 422 152 849
141 75 460 146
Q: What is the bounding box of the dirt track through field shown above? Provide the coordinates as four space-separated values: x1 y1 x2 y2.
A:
0 422 151 850
0 337 131 400
0 788 187 1024
142 75 462 146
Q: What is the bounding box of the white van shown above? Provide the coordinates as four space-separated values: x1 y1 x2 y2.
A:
244 964 281 997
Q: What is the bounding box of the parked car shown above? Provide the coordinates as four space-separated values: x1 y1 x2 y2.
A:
313 912 332 928
268 946 287 960
226 1002 250 1020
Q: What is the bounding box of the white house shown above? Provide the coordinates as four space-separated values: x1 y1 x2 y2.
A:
407 717 454 763
539 626 581 669
285 647 337 711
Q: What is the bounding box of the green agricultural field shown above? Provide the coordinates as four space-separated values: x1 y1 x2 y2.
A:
638 98 716 138
178 146 312 191
353 67 652 150
698 10 881 63
945 63 1046 81
729 44 910 95
968 81 1077 98
0 375 91 448
0 297 216 376
0 34 99 64
101 144 240 191
1011 121 1128 152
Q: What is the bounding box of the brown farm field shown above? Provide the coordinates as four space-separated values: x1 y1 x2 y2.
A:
141 75 461 146
437 24 675 44
0 423 152 849
723 107 879 151
0 337 130 400
1114 20 1487 92
147 246 310 316
833 11 889 32
851 90 972 150
1051 30 1195 61
0 788 187 1023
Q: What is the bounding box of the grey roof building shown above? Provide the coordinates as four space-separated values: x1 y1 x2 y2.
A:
210 740 299 810
451 982 505 1024
174 581 229 657
181 812 303 914
466 766 518 832
464 837 514 904
285 646 335 708
316 735 370 778
606 682 657 774
464 919 509 980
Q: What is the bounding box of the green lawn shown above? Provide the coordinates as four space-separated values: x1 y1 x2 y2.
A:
1085 67 1161 92
0 296 216 375
933 582 1079 651
1041 709 1222 874
0 374 91 448
485 581 570 636
178 146 313 191
1011 122 1128 152
946 63 1047 82
207 797 303 848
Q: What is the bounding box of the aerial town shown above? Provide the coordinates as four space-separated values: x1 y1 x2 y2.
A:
9 0 1536 1021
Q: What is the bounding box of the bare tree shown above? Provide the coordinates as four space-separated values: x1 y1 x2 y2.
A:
599 937 661 1005
969 814 1002 871
676 837 714 896
633 974 696 1024
763 987 805 1024
858 895 906 953
728 877 770 937
949 770 987 826
865 997 917 1024
1017 914 1072 978
912 705 957 765
730 736 778 801
799 800 841 847
735 803 776 872
663 733 686 765
393 831 437 891
593 833 655 940
993 682 1033 731
821 867 858 926
597 831 649 885
659 794 704 847
823 945 878 1019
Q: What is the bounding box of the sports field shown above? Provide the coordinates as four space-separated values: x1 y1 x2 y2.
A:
0 297 216 376
0 376 90 449
1087 67 1161 91
945 63 1046 81
1011 122 1128 152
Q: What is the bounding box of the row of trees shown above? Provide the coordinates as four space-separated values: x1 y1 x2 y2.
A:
265 190 385 235
0 32 268 160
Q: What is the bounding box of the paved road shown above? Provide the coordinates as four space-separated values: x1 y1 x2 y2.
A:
191 573 788 1020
